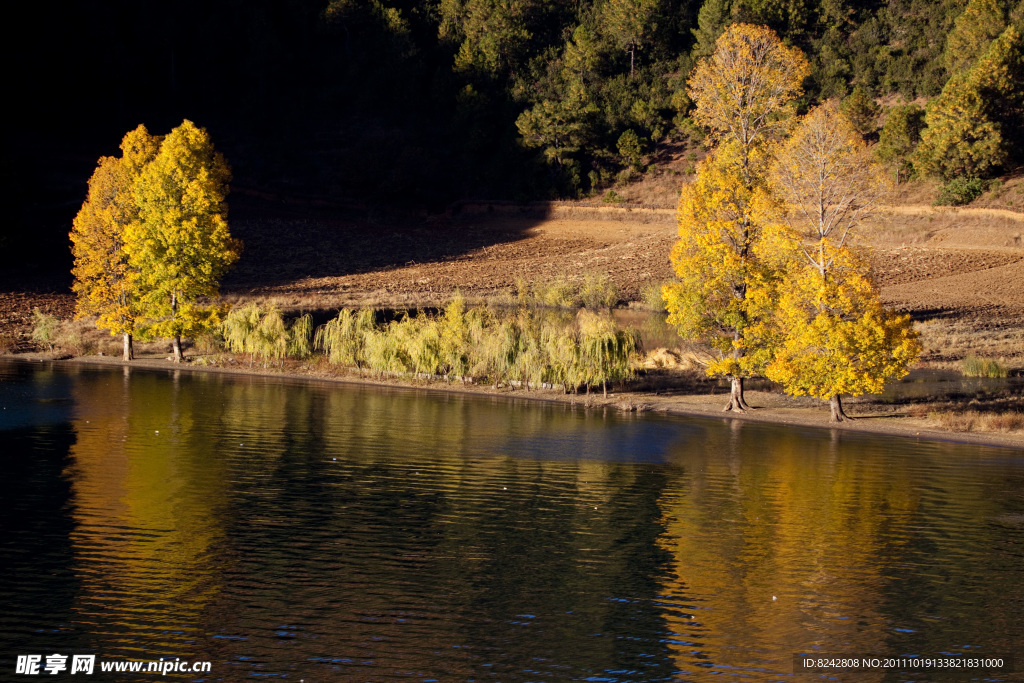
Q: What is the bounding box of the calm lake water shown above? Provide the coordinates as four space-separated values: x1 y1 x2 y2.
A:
1 359 1022 681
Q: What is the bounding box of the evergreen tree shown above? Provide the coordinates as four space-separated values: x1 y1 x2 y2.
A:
944 0 1007 75
914 25 1024 179
840 86 882 137
600 0 663 78
691 0 732 58
876 104 926 183
442 0 535 78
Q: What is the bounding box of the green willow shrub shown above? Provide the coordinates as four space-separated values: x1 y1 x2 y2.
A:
579 272 619 309
962 355 1007 377
306 295 643 393
222 303 263 366
223 304 307 366
578 309 641 396
288 313 313 359
314 308 375 367
31 309 60 352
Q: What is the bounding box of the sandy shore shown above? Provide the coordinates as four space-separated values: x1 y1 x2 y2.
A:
15 352 1018 451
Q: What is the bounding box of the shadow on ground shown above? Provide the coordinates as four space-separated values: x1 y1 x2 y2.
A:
224 196 545 292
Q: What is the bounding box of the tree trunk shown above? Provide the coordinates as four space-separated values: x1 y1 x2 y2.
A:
170 291 181 362
829 394 851 422
603 380 607 397
722 376 749 412
629 42 635 78
122 333 134 362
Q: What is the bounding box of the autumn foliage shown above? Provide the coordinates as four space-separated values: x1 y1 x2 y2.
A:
663 142 783 403
687 23 809 157
666 23 808 412
667 25 921 421
70 126 160 361
71 120 240 362
766 252 922 422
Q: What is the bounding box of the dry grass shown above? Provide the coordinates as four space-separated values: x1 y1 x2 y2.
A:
913 317 1024 372
929 409 1024 433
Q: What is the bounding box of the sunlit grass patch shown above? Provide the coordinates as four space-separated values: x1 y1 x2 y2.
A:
929 409 1024 432
961 355 1008 378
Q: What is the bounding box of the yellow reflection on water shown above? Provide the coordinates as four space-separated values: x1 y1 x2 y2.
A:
656 422 922 675
66 369 226 655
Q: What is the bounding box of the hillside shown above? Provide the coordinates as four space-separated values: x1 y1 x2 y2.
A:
5 0 1022 271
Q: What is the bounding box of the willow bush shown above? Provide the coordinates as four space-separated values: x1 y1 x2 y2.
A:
315 308 376 368
288 314 313 359
363 321 409 377
515 273 620 310
223 304 311 367
249 295 647 393
578 310 641 396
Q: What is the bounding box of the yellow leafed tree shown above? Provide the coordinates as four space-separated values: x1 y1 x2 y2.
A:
687 23 810 178
665 23 808 411
126 120 241 362
663 142 789 411
70 125 161 361
768 103 919 421
770 101 890 276
765 251 921 422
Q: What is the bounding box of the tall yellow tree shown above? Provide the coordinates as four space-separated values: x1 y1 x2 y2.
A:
126 120 241 362
768 103 920 421
70 125 161 361
687 22 810 182
663 142 787 411
665 23 808 411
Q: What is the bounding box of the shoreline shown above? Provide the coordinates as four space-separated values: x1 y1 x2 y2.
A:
9 352 1021 451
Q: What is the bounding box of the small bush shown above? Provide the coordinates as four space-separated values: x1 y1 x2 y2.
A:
934 177 984 206
931 409 1024 432
534 277 578 309
0 331 20 353
961 355 1007 378
579 272 618 309
602 189 624 204
640 280 670 312
56 329 95 356
31 309 60 352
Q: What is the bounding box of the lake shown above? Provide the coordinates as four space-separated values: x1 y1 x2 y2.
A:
1 359 1021 681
